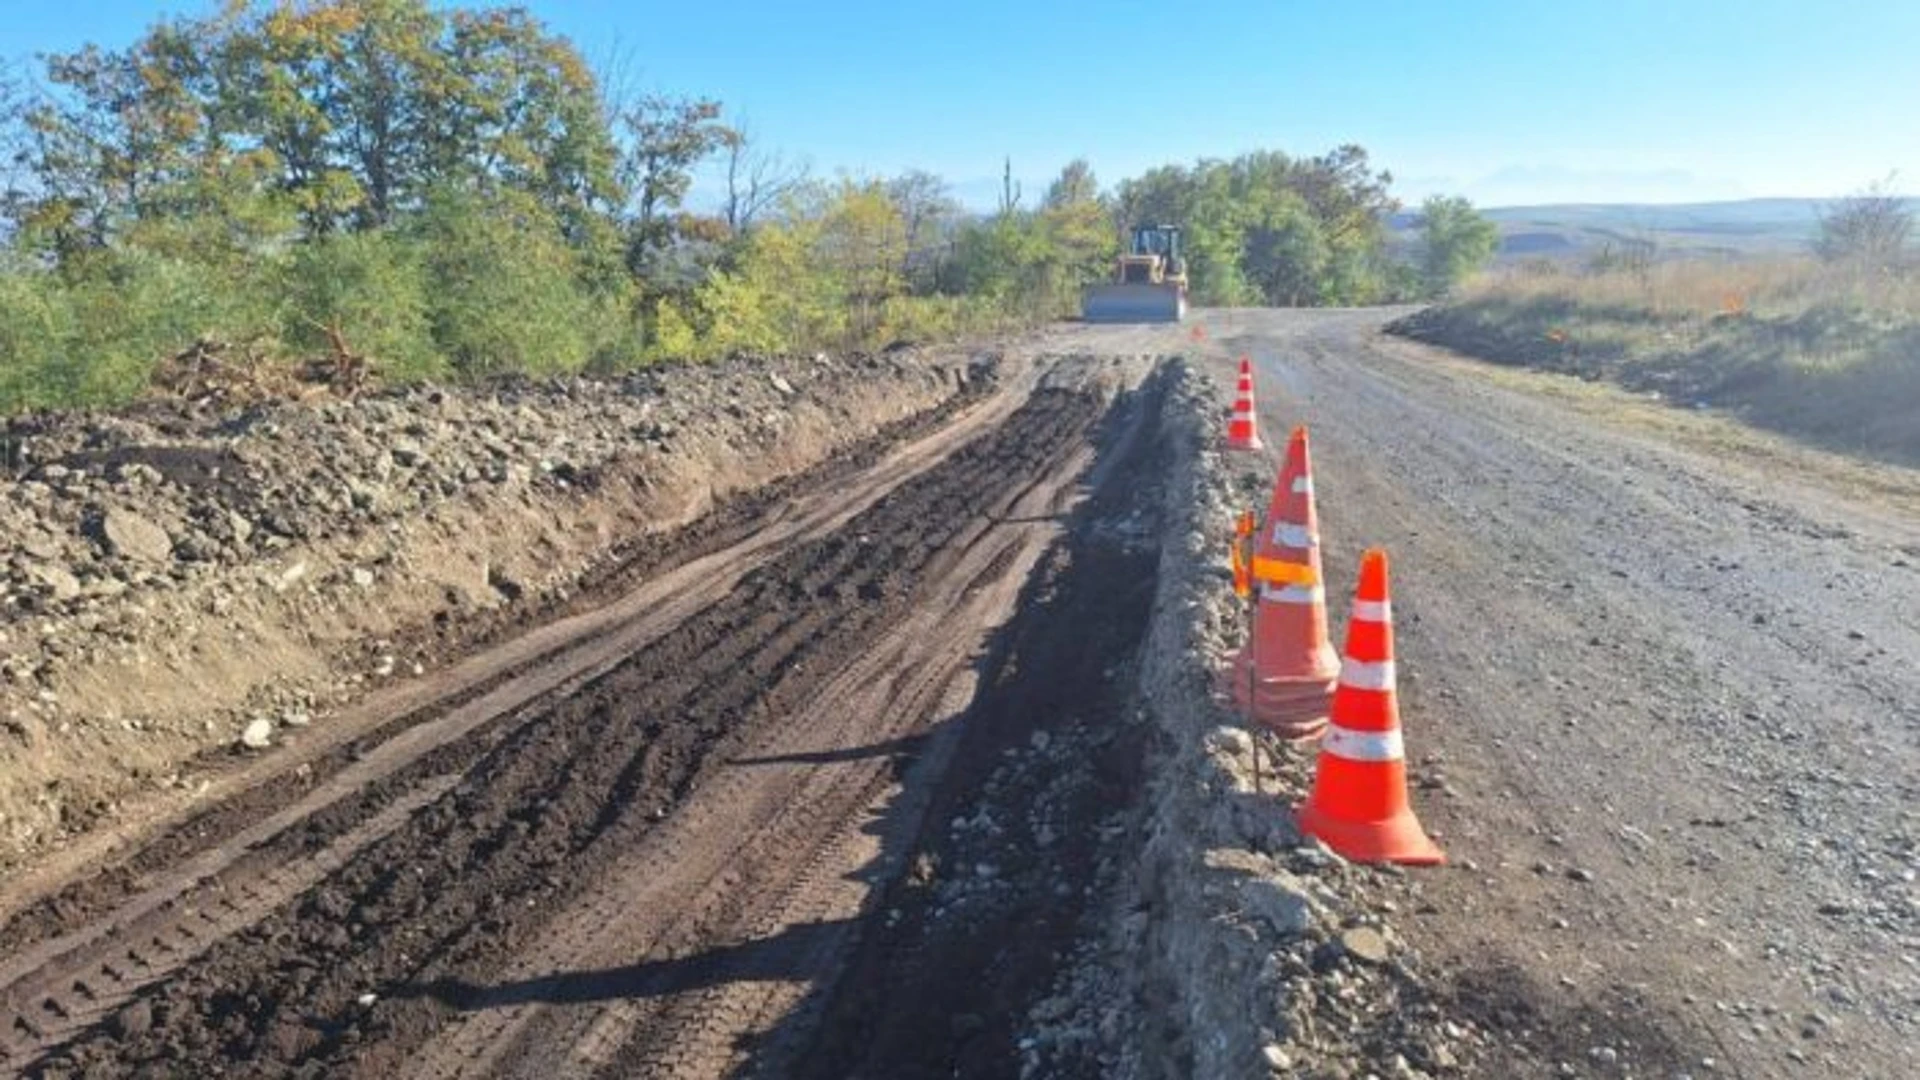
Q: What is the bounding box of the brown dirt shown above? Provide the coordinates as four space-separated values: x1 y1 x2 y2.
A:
1 351 973 878
4 364 1177 1079
0 385 983 962
787 381 1167 1080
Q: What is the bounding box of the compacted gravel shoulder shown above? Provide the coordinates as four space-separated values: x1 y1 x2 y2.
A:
1213 307 1920 1079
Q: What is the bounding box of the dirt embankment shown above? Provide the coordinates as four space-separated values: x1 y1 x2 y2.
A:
1387 301 1920 465
0 350 981 873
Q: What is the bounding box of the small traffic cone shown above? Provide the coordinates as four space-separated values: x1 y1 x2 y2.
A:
1296 549 1444 866
1190 324 1207 342
1224 357 1262 451
1227 426 1338 738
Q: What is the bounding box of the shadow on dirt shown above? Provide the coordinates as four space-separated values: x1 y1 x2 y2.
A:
402 917 862 1010
726 733 931 767
1438 958 1715 1075
767 372 1169 1080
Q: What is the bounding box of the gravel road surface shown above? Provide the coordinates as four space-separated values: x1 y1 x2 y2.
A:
1201 307 1919 1079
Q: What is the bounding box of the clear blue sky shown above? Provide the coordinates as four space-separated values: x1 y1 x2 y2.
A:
5 1 1916 210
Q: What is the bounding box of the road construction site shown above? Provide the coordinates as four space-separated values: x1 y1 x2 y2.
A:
2 311 1916 1079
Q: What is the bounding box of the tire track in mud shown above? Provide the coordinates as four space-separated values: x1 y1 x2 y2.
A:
566 377 1171 1080
17 386 1114 1079
0 368 1019 1070
787 382 1168 1080
403 398 1105 1080
0 384 991 962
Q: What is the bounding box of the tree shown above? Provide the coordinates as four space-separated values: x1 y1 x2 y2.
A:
615 93 732 274
1043 158 1100 209
281 229 437 379
11 1 618 243
1815 176 1912 268
0 0 1443 416
1114 163 1191 231
818 180 908 343
720 124 806 236
1038 159 1115 292
1290 145 1398 250
16 37 207 252
435 8 621 239
1417 195 1498 297
884 169 960 289
1242 194 1327 306
413 186 623 376
1110 148 1402 306
0 63 39 229
948 214 1047 308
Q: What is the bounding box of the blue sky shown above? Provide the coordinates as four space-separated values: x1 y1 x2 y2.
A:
5 1 1916 210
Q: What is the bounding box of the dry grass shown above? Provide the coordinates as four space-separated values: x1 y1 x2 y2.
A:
1460 256 1920 320
1390 257 1920 465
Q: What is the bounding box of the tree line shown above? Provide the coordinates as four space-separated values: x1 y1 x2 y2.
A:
0 0 1498 414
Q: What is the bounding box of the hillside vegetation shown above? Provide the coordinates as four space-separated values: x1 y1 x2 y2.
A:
1390 254 1920 463
0 1 1496 418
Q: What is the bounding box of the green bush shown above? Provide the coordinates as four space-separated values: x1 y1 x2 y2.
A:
0 267 78 412
281 231 441 381
0 250 254 412
416 190 618 377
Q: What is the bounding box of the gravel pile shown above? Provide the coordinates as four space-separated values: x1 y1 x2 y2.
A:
1 352 955 625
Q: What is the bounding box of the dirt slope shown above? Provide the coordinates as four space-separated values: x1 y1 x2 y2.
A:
1209 307 1919 1079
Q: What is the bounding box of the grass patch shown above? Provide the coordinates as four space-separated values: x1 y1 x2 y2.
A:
1389 259 1920 465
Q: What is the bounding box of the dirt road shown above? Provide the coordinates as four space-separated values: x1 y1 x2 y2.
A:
0 350 1181 1078
1182 308 1916 1078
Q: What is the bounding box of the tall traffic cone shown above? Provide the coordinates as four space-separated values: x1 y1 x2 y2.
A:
1224 357 1262 451
1296 549 1444 866
1228 426 1338 738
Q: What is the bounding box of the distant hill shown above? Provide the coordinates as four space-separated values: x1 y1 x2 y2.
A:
1390 197 1917 263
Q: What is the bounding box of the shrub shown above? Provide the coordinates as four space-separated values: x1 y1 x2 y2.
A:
416 190 616 377
281 231 441 381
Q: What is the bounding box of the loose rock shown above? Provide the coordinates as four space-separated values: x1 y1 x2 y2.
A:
96 509 175 564
239 718 274 749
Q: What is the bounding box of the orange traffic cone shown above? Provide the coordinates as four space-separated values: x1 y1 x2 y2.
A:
1228 426 1338 738
1224 357 1262 451
1190 324 1208 342
1296 549 1444 866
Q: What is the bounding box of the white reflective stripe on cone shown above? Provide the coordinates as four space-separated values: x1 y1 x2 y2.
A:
1322 723 1405 762
1291 475 1312 495
1351 599 1391 623
1272 522 1315 548
1339 658 1396 691
1259 583 1323 605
